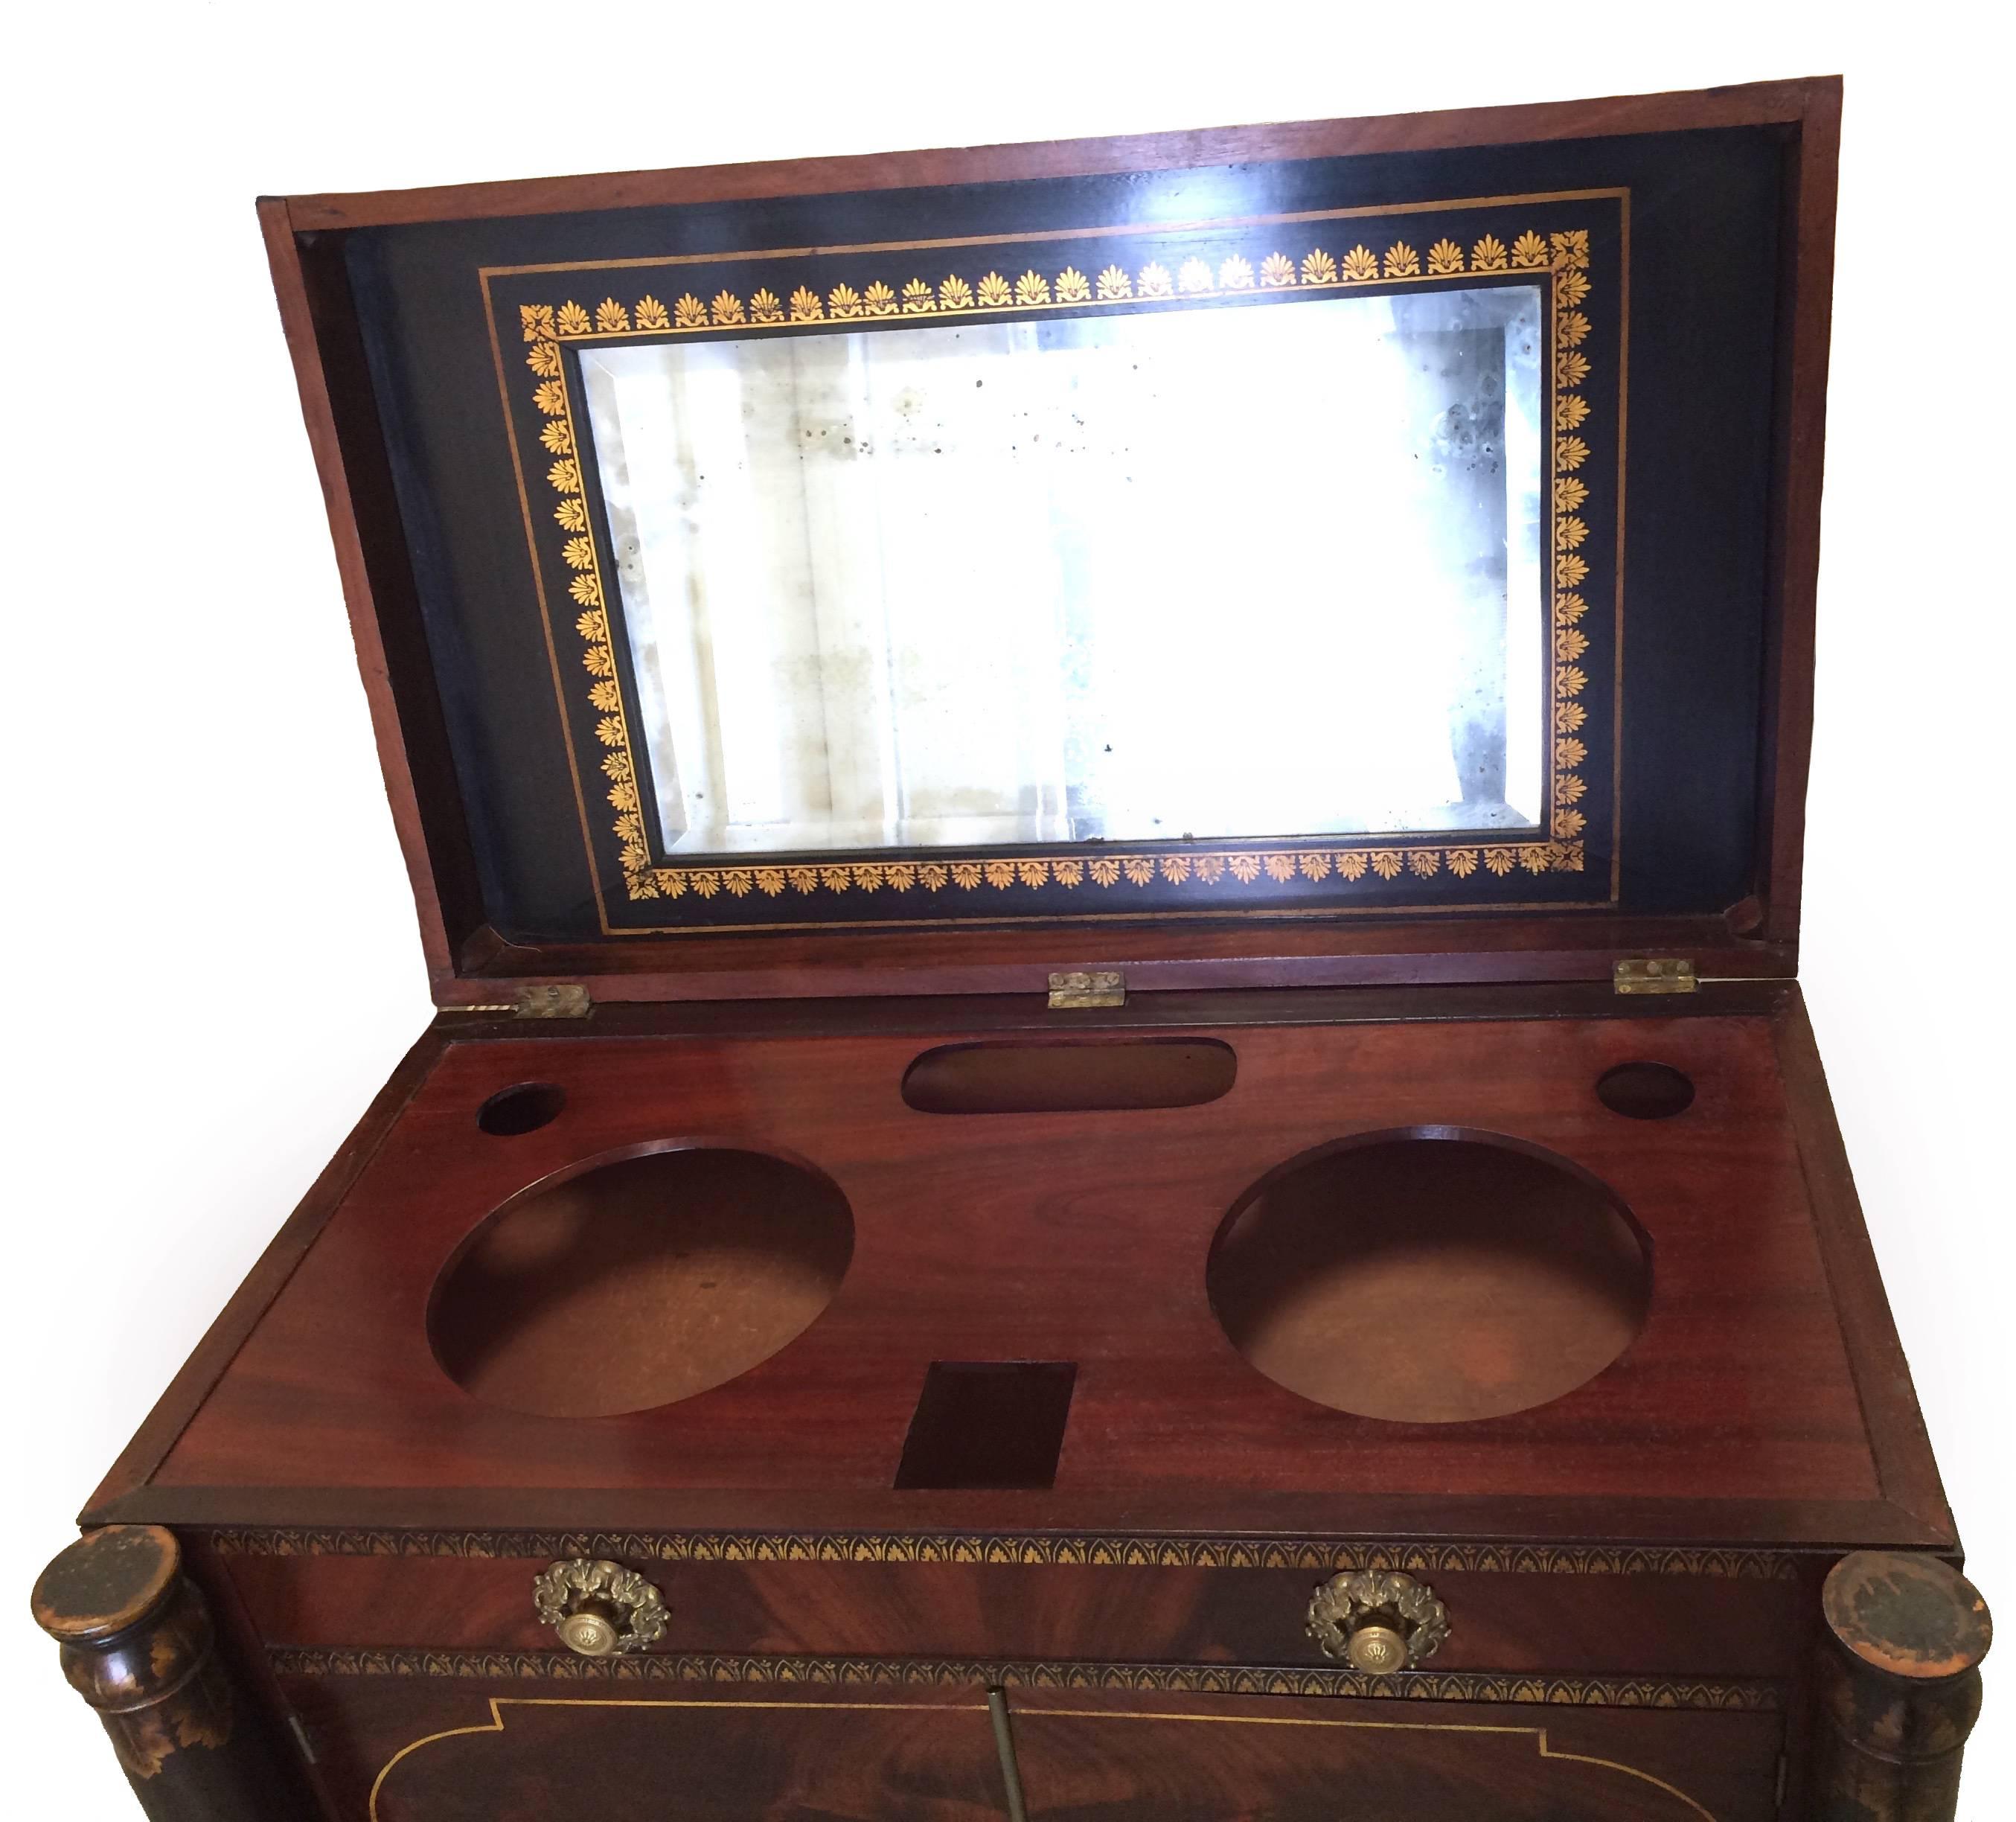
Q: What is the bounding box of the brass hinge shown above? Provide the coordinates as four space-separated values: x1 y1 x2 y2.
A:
1048 969 1125 1010
448 984 595 1020
1613 958 1698 996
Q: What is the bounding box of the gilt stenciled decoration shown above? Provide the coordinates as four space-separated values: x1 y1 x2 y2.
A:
505 214 1607 915
207 1528 1791 1579
268 1646 1781 1713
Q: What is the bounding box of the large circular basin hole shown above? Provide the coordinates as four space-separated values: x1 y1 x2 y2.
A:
1596 1061 1696 1121
430 1147 854 1418
1207 1131 1651 1424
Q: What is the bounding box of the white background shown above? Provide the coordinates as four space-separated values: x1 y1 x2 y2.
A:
4 4 2008 1815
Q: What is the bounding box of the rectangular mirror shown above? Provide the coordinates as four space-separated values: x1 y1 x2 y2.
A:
577 284 1544 859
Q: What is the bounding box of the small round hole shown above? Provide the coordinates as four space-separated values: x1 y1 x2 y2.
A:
1596 1062 1695 1121
478 1082 567 1137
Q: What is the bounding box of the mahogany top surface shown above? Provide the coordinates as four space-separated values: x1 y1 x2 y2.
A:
147 1003 1899 1545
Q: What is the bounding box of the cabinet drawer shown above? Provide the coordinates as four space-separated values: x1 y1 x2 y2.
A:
217 1546 1808 1684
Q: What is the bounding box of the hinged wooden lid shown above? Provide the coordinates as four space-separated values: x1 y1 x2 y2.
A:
262 77 1840 1006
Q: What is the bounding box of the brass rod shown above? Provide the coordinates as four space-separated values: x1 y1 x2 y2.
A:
988 1687 1030 1822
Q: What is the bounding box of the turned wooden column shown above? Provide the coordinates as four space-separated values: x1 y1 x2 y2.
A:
31 1524 319 1821
1812 1550 1992 1822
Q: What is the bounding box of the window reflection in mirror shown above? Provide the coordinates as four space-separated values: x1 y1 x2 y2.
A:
577 285 1544 857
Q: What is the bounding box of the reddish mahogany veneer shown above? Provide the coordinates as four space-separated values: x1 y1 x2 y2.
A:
153 1009 1871 1519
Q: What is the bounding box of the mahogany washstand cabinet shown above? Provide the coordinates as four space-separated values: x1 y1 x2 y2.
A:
32 74 1994 1822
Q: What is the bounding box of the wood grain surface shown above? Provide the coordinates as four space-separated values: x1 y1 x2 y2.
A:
141 1006 1889 1543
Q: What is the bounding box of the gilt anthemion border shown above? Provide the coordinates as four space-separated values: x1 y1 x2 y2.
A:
510 217 1602 912
267 1647 1780 1713
205 1529 1793 1579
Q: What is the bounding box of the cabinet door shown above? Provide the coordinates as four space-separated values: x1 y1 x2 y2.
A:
281 1674 1009 1822
1004 1692 1783 1822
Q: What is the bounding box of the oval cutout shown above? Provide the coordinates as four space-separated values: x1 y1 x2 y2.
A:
1596 1061 1696 1120
478 1081 566 1136
1208 1129 1651 1424
430 1146 852 1417
903 1038 1236 1114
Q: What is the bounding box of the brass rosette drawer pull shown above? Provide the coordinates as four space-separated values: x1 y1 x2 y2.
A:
1307 1569 1450 1673
534 1559 668 1658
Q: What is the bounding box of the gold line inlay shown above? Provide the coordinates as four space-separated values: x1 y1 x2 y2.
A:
368 1694 1719 1822
479 187 1630 279
1011 1706 1718 1822
368 1695 989 1822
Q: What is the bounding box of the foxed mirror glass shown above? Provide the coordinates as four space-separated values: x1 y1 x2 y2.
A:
576 284 1544 858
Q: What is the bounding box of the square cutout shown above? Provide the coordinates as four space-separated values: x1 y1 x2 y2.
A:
893 1361 1077 1491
